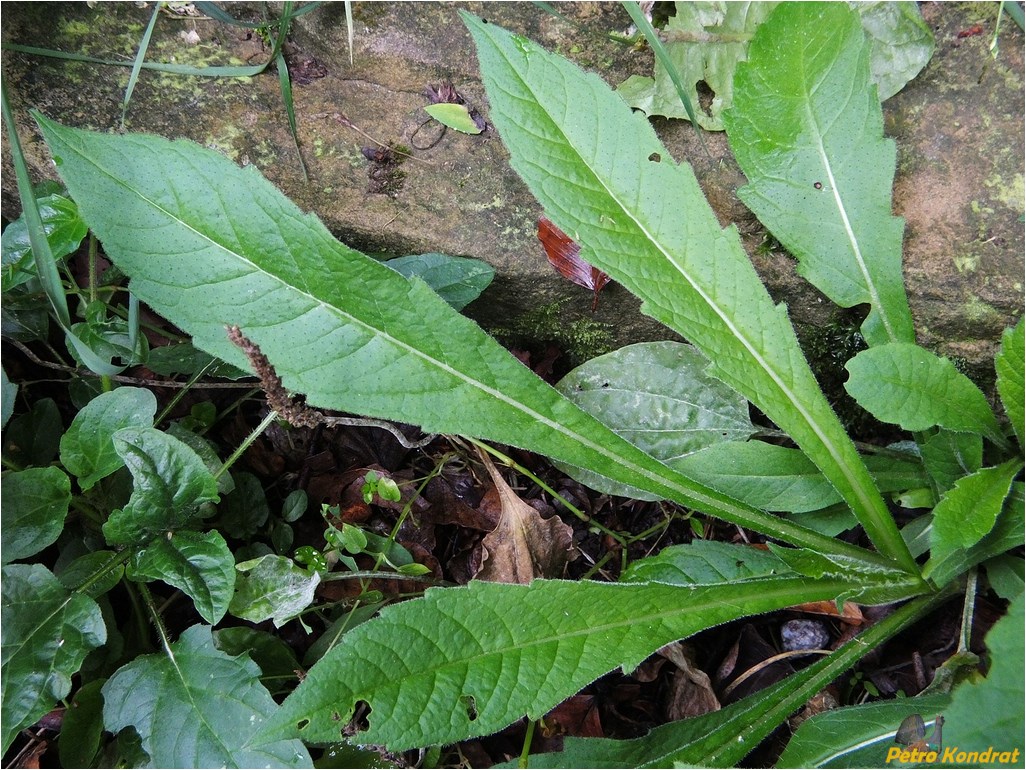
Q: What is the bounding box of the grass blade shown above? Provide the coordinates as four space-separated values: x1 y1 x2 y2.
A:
121 2 161 127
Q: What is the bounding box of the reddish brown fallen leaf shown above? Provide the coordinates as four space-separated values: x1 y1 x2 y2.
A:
659 643 721 720
957 24 984 38
538 216 610 311
792 600 864 625
473 448 574 583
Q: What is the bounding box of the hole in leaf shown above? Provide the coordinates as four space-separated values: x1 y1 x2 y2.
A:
648 152 661 163
461 694 479 722
696 80 714 115
341 700 372 738
331 711 341 722
297 718 310 731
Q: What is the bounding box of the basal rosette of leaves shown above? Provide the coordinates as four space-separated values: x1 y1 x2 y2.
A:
2 2 1021 767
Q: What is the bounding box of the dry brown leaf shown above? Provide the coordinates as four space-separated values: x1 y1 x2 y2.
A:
659 643 721 720
473 449 574 583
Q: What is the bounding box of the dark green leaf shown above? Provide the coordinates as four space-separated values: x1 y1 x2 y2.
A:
59 679 106 769
929 459 1022 565
2 397 62 467
102 624 311 768
102 427 220 547
726 2 914 347
384 253 495 311
985 554 1025 602
258 573 922 750
1 194 86 291
130 531 236 624
555 341 753 499
1 367 16 429
165 421 235 495
995 318 1024 448
282 489 308 523
230 554 320 627
941 593 1025 762
213 627 301 686
218 471 270 539
146 342 249 379
1 564 106 753
845 343 1004 443
59 387 157 491
56 550 125 599
0 466 71 564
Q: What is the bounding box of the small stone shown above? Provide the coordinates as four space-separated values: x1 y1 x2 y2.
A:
781 619 830 652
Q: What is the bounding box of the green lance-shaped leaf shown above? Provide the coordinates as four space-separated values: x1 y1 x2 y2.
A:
1 466 71 565
102 624 311 768
995 317 1024 449
463 14 914 571
845 343 1006 445
259 573 923 750
1 564 106 753
619 540 789 585
33 115 886 566
928 459 1023 570
725 2 914 348
129 531 236 624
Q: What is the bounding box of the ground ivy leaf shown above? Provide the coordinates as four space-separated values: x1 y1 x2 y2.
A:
384 253 494 310
229 554 320 628
995 317 1024 449
1 466 71 564
257 574 920 750
102 426 220 547
726 2 914 348
929 459 1022 565
1 564 106 753
940 593 1025 761
845 343 1004 442
58 387 157 490
555 342 753 500
1 193 88 292
102 624 311 768
129 531 235 624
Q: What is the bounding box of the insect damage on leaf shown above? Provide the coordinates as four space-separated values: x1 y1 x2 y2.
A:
538 217 610 312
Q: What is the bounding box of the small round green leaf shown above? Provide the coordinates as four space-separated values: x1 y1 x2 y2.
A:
424 102 482 134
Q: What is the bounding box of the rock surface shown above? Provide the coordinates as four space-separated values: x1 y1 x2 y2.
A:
2 2 1022 385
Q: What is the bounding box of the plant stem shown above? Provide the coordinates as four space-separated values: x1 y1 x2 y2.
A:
519 719 536 769
214 409 278 480
137 581 174 656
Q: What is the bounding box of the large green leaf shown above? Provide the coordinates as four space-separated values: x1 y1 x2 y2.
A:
463 13 914 571
493 590 950 768
725 2 914 348
34 114 886 565
129 531 236 624
620 540 788 584
103 427 220 547
1 564 106 753
555 341 754 499
1 466 71 564
58 386 157 491
258 573 923 750
941 593 1025 765
995 318 1024 449
845 343 1005 444
102 624 311 768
